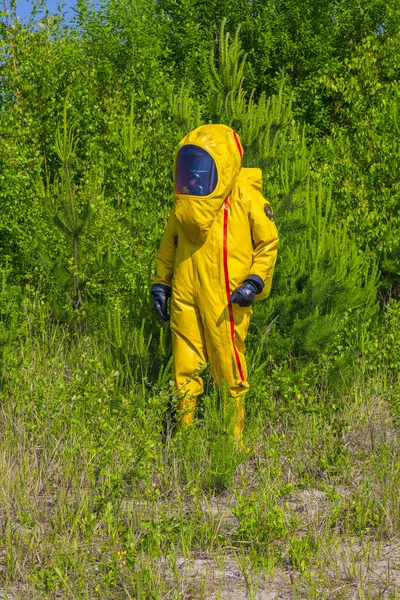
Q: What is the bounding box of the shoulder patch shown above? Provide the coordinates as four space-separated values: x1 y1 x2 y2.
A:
264 204 275 221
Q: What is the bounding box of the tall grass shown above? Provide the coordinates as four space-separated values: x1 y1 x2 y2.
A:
1 295 399 599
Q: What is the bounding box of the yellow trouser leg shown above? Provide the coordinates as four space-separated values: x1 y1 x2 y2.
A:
200 302 251 400
170 298 207 398
178 395 197 426
232 394 245 438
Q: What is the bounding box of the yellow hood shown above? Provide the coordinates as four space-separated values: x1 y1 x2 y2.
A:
173 124 243 245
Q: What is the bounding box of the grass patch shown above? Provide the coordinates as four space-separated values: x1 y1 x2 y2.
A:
1 323 400 599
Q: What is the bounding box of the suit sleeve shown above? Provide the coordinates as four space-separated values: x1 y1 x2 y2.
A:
153 211 177 288
248 193 279 296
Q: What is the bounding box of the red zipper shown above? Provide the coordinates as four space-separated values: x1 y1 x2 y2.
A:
223 197 245 382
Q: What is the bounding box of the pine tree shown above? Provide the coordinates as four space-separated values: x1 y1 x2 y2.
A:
37 95 96 313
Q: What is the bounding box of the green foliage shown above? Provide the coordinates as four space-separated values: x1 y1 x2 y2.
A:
316 31 400 291
202 383 243 490
1 2 393 406
155 0 398 127
170 84 203 138
380 301 400 376
233 491 289 548
2 2 400 579
232 491 321 572
363 300 400 376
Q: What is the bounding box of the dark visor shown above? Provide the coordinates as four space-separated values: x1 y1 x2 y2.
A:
174 145 218 197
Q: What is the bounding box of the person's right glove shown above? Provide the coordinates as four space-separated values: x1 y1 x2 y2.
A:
229 276 264 307
151 284 171 321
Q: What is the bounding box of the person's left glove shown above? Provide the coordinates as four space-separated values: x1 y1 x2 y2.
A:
229 276 264 307
151 284 171 321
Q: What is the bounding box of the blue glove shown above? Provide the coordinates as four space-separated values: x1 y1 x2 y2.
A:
229 275 264 307
151 284 171 321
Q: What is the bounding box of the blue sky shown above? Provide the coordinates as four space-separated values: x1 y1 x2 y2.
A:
16 1 77 21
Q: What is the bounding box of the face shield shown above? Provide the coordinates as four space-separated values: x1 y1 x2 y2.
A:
174 145 218 197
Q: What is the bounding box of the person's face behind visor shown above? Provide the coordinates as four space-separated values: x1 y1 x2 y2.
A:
174 145 218 197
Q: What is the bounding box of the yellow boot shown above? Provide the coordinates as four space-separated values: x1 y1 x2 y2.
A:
232 394 245 438
178 395 197 427
232 395 251 453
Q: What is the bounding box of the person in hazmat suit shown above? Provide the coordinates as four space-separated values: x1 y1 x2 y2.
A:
151 124 278 438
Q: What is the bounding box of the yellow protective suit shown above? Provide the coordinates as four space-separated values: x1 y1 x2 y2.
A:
153 124 278 435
